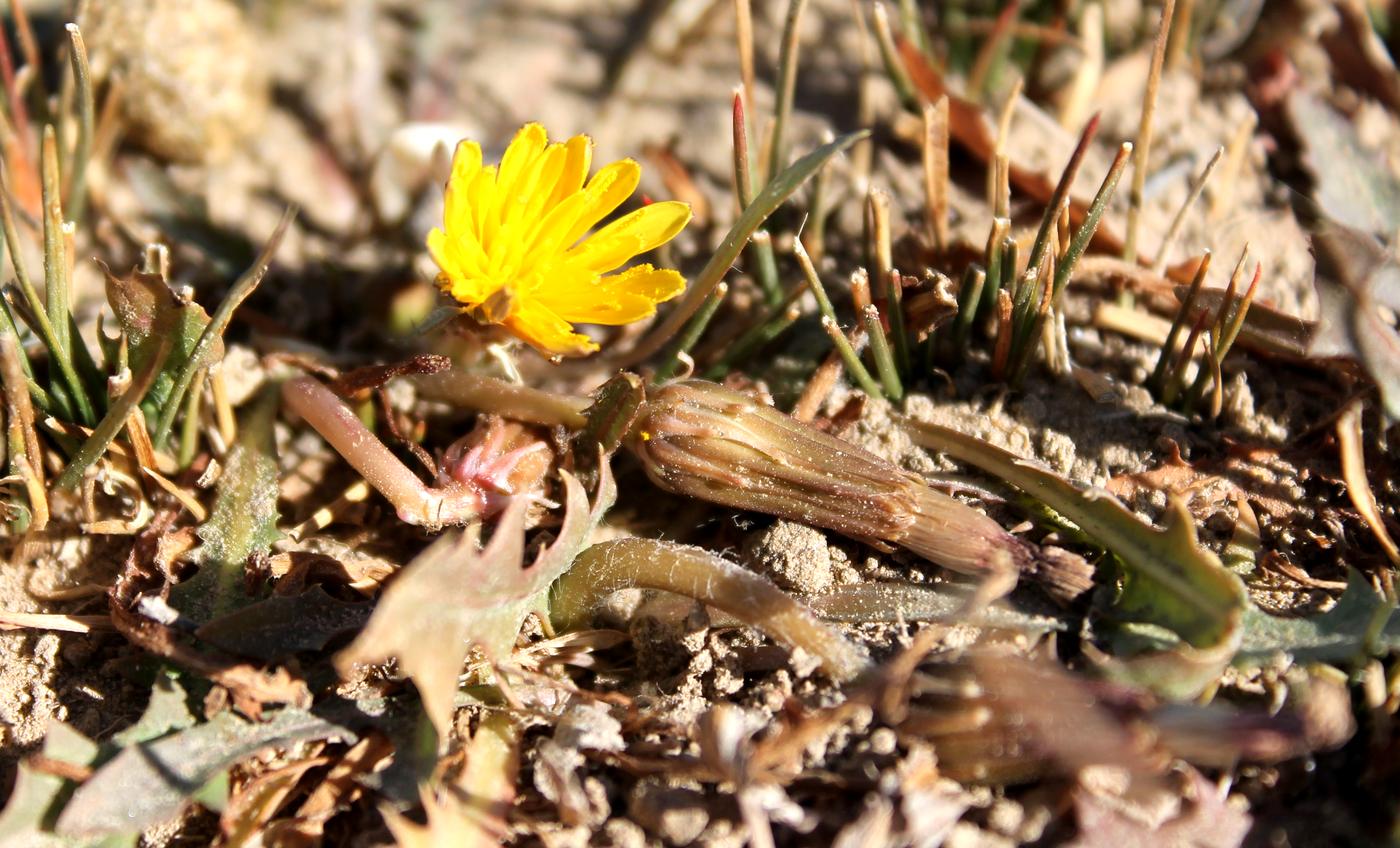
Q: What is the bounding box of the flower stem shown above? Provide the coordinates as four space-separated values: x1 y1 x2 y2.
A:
550 537 870 682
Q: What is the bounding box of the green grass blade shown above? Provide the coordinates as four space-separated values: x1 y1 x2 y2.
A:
622 130 869 366
151 208 295 448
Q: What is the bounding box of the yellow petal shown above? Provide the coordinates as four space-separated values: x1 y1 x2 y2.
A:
472 165 501 248
559 159 641 246
443 141 484 241
450 140 483 185
496 123 548 200
503 303 598 357
501 143 567 249
539 264 685 325
565 200 691 273
546 134 592 210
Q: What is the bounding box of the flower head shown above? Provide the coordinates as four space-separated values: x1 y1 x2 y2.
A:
428 123 691 357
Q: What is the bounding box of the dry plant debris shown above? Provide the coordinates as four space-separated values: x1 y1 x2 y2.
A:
0 1 1396 846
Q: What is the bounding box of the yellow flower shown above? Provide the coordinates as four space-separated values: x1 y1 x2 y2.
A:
428 123 691 357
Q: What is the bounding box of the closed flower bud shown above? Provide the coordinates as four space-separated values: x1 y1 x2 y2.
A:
630 380 1091 601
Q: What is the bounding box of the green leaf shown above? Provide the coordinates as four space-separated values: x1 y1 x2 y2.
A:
170 388 281 623
195 587 372 661
0 723 119 847
151 208 294 449
1239 568 1398 666
55 708 357 838
113 672 197 747
904 419 1246 648
102 264 216 422
904 418 1247 698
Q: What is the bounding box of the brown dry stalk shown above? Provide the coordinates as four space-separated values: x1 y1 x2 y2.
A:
1210 110 1257 221
1152 146 1223 275
791 348 844 422
1058 2 1103 129
1337 399 1400 568
990 77 1023 210
0 611 113 633
1124 0 1178 263
923 97 949 251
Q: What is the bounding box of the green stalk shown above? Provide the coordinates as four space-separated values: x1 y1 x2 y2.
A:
178 367 204 468
979 219 1010 325
765 0 810 182
703 286 805 379
1051 142 1133 302
872 3 918 108
622 131 869 365
863 304 903 402
1184 263 1259 413
732 92 782 305
820 317 884 399
64 25 94 226
1008 140 1133 384
152 208 295 448
0 159 93 424
652 282 727 384
1149 252 1211 392
1161 310 1210 407
41 127 66 361
1024 114 1100 280
952 266 987 352
794 237 883 396
54 336 172 489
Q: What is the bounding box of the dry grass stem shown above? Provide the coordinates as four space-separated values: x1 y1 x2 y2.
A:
1096 301 1174 346
791 347 844 422
1151 145 1223 275
0 611 113 633
765 0 810 182
1210 110 1257 220
990 77 1023 209
1337 400 1400 568
1059 2 1103 129
923 97 949 252
1124 0 1178 263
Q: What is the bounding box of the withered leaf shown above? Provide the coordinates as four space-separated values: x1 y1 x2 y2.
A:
1287 91 1400 239
337 463 615 736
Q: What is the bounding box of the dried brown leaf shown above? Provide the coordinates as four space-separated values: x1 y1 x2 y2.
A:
1336 399 1400 566
337 464 614 736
